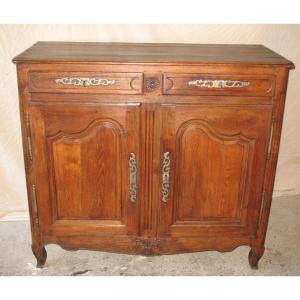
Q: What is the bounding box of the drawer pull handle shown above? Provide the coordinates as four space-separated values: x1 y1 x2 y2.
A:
162 152 171 203
55 77 116 87
188 79 250 89
129 153 137 203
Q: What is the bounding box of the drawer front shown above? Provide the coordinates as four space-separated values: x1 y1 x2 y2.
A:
163 73 275 97
28 72 143 94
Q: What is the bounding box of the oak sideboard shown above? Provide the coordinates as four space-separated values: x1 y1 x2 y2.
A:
13 42 294 269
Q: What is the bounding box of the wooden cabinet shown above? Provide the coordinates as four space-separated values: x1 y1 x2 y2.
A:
13 42 294 269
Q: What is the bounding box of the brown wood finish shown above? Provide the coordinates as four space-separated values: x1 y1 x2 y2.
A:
13 42 294 269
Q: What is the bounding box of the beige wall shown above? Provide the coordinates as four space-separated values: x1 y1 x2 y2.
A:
0 24 299 220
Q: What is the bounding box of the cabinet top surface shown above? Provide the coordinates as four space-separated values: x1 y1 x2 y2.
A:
13 41 294 67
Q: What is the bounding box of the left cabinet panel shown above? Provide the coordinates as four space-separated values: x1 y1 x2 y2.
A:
29 102 141 243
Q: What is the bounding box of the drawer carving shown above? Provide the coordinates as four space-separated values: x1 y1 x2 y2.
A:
28 72 143 94
163 73 275 97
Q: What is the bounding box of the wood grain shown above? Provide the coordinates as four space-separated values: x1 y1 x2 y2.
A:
13 42 294 67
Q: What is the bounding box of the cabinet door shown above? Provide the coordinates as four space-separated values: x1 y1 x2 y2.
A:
158 104 272 238
30 103 140 237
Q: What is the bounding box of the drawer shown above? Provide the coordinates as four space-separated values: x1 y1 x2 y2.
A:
163 73 275 97
28 72 143 94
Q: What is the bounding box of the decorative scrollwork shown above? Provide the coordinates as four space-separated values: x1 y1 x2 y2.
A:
162 152 170 203
129 153 137 203
135 238 164 255
188 79 250 89
55 77 116 87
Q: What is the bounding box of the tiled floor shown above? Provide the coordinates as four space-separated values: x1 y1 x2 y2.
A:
0 195 299 275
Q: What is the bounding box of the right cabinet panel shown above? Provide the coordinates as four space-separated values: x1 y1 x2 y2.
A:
158 104 273 239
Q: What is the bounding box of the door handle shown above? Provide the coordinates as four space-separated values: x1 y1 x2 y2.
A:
129 152 137 203
162 152 171 203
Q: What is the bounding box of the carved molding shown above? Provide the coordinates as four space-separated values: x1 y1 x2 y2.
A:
143 110 156 231
129 77 142 91
267 116 275 160
47 118 124 141
258 189 266 226
176 119 253 146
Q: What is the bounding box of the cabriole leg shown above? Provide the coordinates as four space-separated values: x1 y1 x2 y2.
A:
32 244 47 268
248 246 265 269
